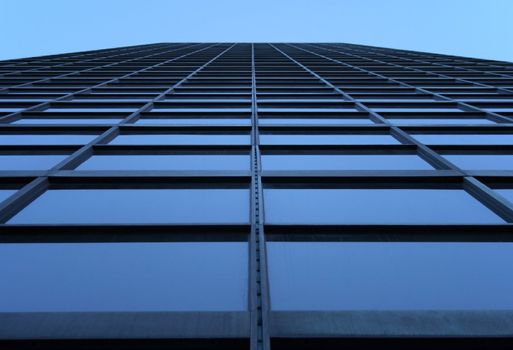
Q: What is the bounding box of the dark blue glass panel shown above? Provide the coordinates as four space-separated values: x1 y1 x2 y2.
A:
0 155 67 170
260 134 400 145
44 108 138 112
135 118 251 126
414 134 513 145
13 118 123 125
444 155 513 170
0 190 16 203
77 154 249 171
388 118 495 125
264 189 503 224
0 135 97 145
268 242 513 310
262 154 433 171
259 119 374 126
496 189 513 204
8 189 249 224
0 242 247 311
110 134 250 145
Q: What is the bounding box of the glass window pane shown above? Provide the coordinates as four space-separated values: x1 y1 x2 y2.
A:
496 189 513 203
413 134 513 145
268 242 513 310
135 118 251 126
0 190 16 203
262 154 433 171
0 155 67 170
260 134 400 145
12 118 122 125
388 118 495 125
44 108 138 112
9 189 249 224
110 134 250 145
0 242 247 311
0 135 97 145
264 188 503 224
77 154 249 171
259 119 374 126
444 154 513 170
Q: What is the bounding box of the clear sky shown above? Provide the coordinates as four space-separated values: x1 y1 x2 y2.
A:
1 0 512 62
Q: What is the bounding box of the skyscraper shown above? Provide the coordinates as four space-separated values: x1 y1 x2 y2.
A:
1 43 513 349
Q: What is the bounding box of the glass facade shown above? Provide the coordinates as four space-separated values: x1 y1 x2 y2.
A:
1 42 513 349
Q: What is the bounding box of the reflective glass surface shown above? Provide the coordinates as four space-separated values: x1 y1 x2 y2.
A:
496 189 513 204
0 134 97 145
268 242 513 310
13 118 123 125
413 134 513 145
388 118 495 125
260 134 400 145
0 242 248 311
0 155 67 170
258 119 374 126
264 188 503 224
9 189 249 224
77 154 249 171
110 134 250 145
0 190 16 203
135 118 251 126
443 154 513 170
262 154 433 171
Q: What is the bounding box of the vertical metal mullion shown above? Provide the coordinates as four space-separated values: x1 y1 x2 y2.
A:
250 43 271 350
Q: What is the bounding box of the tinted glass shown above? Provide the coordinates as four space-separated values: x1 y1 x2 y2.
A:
264 188 503 224
0 190 16 203
44 108 138 112
373 108 462 112
268 242 513 310
496 189 513 204
260 134 400 145
259 119 374 126
0 242 247 311
0 155 67 170
135 118 251 126
77 154 249 171
262 154 433 171
13 118 123 125
388 118 495 125
0 134 97 145
444 154 513 170
9 189 249 224
110 134 250 145
413 134 513 145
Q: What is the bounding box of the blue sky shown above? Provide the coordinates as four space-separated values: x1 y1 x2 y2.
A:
1 0 512 62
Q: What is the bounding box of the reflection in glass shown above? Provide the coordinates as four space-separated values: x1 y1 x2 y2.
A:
0 155 67 170
0 242 248 311
0 134 97 145
260 134 400 145
9 189 249 224
262 154 433 171
413 134 513 145
110 134 250 145
444 154 513 170
268 242 513 310
77 154 249 171
13 118 123 125
264 188 503 224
